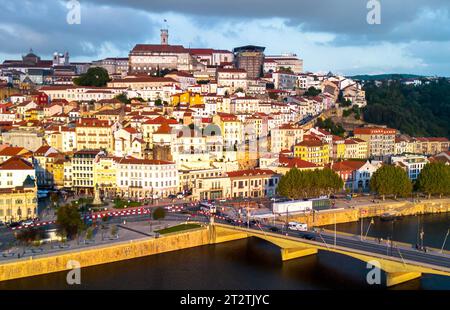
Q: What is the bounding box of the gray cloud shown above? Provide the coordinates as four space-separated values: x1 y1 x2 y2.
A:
0 0 157 59
87 0 450 43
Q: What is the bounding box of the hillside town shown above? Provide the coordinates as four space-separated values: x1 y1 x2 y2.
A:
0 28 448 224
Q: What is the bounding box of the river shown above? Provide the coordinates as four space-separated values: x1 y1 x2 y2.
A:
0 213 449 290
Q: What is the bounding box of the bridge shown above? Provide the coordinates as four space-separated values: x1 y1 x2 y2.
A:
209 222 450 287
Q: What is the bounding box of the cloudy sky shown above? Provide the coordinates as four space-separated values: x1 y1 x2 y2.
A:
1 0 450 76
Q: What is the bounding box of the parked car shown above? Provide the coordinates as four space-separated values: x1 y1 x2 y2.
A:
8 222 21 228
269 226 279 232
22 219 34 227
176 193 184 199
168 194 177 199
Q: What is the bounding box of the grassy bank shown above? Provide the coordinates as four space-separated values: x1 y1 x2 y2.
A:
156 224 201 234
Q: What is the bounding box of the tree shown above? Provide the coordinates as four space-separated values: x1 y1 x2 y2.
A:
315 118 345 137
56 204 84 239
50 192 59 208
304 86 322 97
85 227 94 241
115 93 130 104
370 165 412 200
73 67 110 87
277 168 343 199
416 162 450 198
152 207 166 221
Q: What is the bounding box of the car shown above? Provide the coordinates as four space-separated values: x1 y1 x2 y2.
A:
22 219 34 226
176 194 184 199
168 194 177 199
269 226 279 232
8 222 20 228
301 234 316 240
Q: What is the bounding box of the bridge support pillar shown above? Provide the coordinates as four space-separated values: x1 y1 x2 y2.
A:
280 247 318 261
386 271 422 287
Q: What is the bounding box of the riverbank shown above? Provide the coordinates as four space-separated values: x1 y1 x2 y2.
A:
289 198 450 227
0 225 209 282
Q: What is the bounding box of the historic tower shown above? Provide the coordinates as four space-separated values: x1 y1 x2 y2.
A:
161 28 169 45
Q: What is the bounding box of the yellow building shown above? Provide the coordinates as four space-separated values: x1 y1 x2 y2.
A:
332 136 346 160
294 140 330 165
53 158 67 189
93 156 117 198
344 138 369 159
0 188 37 222
24 108 45 121
171 92 204 106
213 113 242 148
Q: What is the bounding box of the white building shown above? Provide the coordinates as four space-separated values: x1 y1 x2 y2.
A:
115 157 179 199
391 155 429 180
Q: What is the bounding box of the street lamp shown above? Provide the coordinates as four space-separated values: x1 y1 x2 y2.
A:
440 229 449 254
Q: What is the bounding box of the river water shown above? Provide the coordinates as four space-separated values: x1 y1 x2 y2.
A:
0 214 449 290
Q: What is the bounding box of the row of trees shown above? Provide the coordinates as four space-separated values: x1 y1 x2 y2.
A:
370 162 450 200
277 162 449 201
277 168 343 199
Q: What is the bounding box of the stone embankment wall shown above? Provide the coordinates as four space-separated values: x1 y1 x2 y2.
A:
289 199 450 227
0 227 210 282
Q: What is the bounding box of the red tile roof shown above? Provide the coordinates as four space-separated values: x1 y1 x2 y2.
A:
0 156 34 170
227 169 276 178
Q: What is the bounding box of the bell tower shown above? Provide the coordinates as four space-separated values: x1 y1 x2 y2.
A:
161 28 168 45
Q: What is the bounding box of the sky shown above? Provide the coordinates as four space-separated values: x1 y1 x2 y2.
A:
1 0 450 76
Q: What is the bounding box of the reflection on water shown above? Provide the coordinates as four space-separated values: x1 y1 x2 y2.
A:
323 213 450 250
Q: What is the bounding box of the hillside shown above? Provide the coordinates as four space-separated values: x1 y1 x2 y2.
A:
362 79 450 138
348 74 424 81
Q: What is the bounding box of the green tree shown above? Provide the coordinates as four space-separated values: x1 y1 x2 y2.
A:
416 162 450 198
56 204 84 239
304 86 322 97
73 67 111 87
85 227 94 240
370 165 412 200
315 117 345 137
152 207 166 221
115 93 130 104
50 192 59 208
277 168 343 199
